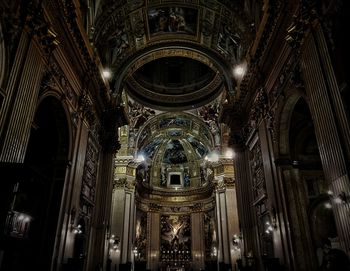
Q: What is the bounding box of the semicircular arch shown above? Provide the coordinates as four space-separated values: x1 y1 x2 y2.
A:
113 42 236 98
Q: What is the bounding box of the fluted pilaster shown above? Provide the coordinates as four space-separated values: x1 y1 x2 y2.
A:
0 38 43 162
234 149 260 265
301 26 350 253
89 150 116 270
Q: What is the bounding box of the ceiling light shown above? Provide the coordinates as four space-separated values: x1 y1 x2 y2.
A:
208 151 219 162
324 202 332 209
225 148 235 159
102 69 112 79
136 154 145 162
233 65 245 77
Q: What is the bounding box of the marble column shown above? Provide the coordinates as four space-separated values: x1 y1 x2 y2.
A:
88 150 115 270
58 119 89 269
258 120 293 268
225 186 240 271
215 187 231 267
109 188 126 271
191 212 205 270
147 212 160 271
234 149 261 268
120 187 136 265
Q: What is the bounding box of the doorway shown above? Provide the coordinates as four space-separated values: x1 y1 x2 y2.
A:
0 96 70 270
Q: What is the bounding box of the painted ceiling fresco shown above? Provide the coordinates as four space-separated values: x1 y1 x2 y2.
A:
148 7 198 36
135 112 214 164
163 140 188 164
94 0 252 69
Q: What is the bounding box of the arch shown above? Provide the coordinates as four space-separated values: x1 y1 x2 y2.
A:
278 91 307 156
113 42 235 98
20 96 70 270
277 94 339 270
37 91 74 158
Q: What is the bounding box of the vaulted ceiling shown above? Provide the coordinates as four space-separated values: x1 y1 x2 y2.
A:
85 0 258 110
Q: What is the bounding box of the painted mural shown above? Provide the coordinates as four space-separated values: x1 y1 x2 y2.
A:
159 117 191 129
163 140 187 164
160 215 191 262
141 135 164 159
148 7 198 36
217 22 242 63
187 135 208 158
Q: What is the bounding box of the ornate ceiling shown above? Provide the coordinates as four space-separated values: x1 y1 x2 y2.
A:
136 112 214 162
92 0 255 109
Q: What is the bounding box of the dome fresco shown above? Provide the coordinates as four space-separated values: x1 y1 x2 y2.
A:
136 113 213 163
134 112 216 190
163 140 188 164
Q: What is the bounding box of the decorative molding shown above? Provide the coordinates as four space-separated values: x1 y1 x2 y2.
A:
249 139 267 206
78 89 96 127
285 1 318 49
80 136 99 217
224 177 235 187
136 197 215 214
113 178 127 190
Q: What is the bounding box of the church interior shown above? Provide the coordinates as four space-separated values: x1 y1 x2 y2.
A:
0 0 350 271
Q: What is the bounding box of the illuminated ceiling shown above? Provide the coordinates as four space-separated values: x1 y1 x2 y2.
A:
92 0 254 110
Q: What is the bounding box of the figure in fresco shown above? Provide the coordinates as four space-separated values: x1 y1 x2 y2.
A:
106 26 129 65
198 103 221 146
128 101 155 130
148 7 197 35
170 217 185 251
218 24 241 63
160 171 167 186
184 172 190 187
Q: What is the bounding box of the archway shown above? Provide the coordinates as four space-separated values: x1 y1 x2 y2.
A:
1 96 70 270
289 98 338 267
280 96 338 270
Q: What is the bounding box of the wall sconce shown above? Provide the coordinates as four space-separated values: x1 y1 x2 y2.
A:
232 233 242 251
70 207 83 234
327 190 348 204
133 246 140 260
108 234 120 251
73 224 82 234
210 247 217 257
264 208 277 234
265 219 277 234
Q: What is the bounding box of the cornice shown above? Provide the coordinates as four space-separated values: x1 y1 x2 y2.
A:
136 182 215 203
135 193 216 214
46 0 112 111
